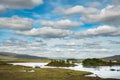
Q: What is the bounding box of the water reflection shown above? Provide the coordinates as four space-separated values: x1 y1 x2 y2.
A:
66 63 120 79
83 64 120 72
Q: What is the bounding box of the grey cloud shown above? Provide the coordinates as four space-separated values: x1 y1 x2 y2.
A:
0 38 120 58
16 27 72 38
113 0 120 6
0 0 43 12
54 41 104 50
35 38 43 43
82 42 104 49
1 38 47 47
0 16 33 30
81 5 120 27
75 25 120 38
83 42 99 46
53 5 98 15
54 4 120 27
44 48 120 59
0 38 47 55
54 43 81 48
40 19 82 29
109 40 120 44
75 50 120 58
2 38 29 47
86 1 101 8
0 5 6 13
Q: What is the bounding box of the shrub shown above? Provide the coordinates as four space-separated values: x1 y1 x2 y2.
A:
46 60 76 67
82 58 107 67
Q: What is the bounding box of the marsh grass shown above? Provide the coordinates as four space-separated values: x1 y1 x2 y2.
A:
0 60 119 80
0 59 51 63
0 64 92 80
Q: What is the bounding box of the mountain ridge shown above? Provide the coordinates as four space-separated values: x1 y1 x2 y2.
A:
0 52 48 60
102 55 120 60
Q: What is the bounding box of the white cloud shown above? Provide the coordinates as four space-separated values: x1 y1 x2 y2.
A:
86 1 101 7
1 0 120 59
0 5 6 13
75 25 120 38
0 38 48 56
40 19 82 29
16 27 72 38
53 5 98 15
0 0 43 11
0 37 120 58
54 4 120 27
113 0 120 6
81 5 120 26
0 16 33 30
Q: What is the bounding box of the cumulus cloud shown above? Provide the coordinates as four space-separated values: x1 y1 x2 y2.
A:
40 19 82 29
0 0 43 12
53 5 98 15
16 27 72 38
82 42 104 49
113 0 120 6
0 38 48 56
1 0 120 59
0 37 120 58
0 16 33 30
86 1 101 7
109 40 120 44
0 5 6 13
54 3 120 27
54 41 104 50
75 25 120 38
81 5 120 26
54 42 81 48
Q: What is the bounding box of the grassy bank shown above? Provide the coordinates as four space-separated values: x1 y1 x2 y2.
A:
0 59 51 63
0 61 119 80
0 63 91 80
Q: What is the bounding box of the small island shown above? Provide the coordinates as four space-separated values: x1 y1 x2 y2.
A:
82 58 108 67
82 58 120 67
46 60 76 67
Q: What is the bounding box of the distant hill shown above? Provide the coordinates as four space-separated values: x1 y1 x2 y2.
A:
0 52 48 60
103 55 120 60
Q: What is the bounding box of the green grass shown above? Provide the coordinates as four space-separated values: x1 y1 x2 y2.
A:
0 60 119 80
0 59 51 63
0 64 91 80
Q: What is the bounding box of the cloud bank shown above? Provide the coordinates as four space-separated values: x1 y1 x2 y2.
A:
0 16 33 30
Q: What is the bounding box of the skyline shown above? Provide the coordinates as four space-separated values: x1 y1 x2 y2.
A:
0 0 120 59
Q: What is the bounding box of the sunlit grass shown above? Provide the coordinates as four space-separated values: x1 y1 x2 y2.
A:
0 60 119 80
0 64 91 80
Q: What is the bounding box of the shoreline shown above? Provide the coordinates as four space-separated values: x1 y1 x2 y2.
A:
1 60 120 80
0 63 120 80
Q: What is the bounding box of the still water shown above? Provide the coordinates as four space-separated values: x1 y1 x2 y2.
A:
11 62 120 79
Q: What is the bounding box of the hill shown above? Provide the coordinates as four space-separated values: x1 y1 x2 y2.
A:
103 55 120 60
0 52 48 60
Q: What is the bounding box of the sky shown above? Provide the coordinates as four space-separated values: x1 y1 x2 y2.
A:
0 0 120 59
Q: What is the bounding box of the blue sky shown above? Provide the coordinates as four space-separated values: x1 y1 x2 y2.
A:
0 0 120 59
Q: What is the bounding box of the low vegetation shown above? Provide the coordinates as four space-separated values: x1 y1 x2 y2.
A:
82 58 120 67
0 60 119 80
82 58 108 67
0 60 91 80
0 59 50 63
46 60 76 67
0 60 7 65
